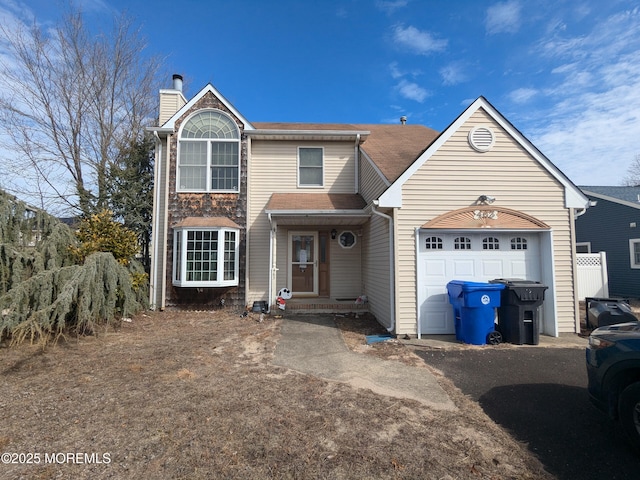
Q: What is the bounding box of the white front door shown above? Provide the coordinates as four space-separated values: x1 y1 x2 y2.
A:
289 232 318 295
417 231 542 335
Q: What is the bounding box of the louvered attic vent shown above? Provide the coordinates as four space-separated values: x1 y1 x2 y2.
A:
468 126 495 152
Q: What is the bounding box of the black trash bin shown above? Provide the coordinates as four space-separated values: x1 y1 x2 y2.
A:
490 279 548 345
586 297 638 329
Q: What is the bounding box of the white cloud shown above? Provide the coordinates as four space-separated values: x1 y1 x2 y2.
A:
396 79 429 103
392 24 447 55
376 0 409 14
521 7 640 185
439 63 467 86
508 87 537 103
532 81 640 186
389 61 403 79
485 1 521 35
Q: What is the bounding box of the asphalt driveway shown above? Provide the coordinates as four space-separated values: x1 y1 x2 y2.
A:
413 346 640 480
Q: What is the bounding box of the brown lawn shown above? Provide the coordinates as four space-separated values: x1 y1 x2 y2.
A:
0 309 553 479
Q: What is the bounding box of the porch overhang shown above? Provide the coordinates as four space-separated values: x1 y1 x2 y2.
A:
265 193 370 226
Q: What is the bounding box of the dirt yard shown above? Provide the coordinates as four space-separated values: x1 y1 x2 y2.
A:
0 309 554 479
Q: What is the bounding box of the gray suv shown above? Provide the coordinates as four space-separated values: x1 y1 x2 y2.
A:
586 321 640 452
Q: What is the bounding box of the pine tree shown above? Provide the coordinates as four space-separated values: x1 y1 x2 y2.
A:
107 134 154 271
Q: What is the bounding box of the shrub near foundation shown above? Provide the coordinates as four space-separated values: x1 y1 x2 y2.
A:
0 204 146 345
71 210 139 266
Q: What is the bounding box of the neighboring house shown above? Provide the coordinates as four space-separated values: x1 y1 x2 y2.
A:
576 186 640 298
149 75 589 337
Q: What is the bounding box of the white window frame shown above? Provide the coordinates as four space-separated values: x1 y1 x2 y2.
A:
177 109 240 193
172 227 240 287
338 230 357 249
297 146 324 188
576 242 591 254
630 238 640 269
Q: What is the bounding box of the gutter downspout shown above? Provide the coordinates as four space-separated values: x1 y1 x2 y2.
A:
354 134 360 194
161 133 171 310
267 213 275 314
372 202 395 333
150 131 162 309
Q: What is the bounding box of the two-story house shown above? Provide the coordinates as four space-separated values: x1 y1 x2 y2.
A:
149 75 589 338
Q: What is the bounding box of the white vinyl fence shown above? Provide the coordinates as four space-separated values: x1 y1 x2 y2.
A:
576 252 609 300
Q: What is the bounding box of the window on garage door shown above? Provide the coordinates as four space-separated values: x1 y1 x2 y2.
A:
454 236 472 250
425 236 443 249
482 236 500 250
511 237 528 250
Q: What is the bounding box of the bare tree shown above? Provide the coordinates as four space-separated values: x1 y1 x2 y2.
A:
624 154 640 187
0 6 162 215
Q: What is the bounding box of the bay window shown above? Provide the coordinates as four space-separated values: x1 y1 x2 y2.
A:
173 227 239 287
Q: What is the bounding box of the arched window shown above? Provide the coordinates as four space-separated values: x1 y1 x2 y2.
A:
454 236 472 250
178 110 240 192
425 236 443 250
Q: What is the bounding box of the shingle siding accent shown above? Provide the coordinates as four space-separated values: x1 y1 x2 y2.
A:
165 91 248 308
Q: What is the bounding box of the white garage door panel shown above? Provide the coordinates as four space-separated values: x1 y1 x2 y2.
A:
425 258 446 277
420 281 452 334
418 232 542 335
453 259 475 276
481 259 503 277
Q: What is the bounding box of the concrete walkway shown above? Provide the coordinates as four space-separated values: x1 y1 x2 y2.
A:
272 315 456 411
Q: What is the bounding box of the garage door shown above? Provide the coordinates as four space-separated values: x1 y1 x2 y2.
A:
417 231 542 335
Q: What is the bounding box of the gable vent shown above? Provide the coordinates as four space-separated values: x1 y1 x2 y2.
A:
468 126 495 152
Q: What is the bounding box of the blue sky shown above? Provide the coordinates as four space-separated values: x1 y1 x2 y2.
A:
2 0 640 187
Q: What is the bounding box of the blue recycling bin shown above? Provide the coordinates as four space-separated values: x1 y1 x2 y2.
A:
446 280 505 345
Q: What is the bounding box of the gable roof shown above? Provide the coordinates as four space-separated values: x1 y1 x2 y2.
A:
580 186 640 209
156 83 255 132
378 96 589 209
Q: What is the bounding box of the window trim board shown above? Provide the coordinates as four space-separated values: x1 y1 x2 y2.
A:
172 226 240 287
297 146 324 188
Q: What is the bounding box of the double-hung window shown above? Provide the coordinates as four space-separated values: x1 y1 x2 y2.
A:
178 110 240 192
173 227 239 287
298 147 323 187
631 239 640 269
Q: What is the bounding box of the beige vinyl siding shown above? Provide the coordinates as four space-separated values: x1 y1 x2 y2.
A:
330 234 362 298
159 90 186 125
247 140 357 302
362 213 392 328
359 153 389 202
395 109 577 334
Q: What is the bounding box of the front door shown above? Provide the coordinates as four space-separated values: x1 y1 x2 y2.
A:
289 232 318 295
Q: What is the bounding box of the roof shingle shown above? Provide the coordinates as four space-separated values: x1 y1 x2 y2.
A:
266 193 366 211
252 122 439 183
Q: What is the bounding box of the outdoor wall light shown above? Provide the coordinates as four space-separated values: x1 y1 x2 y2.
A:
478 195 496 205
331 229 337 239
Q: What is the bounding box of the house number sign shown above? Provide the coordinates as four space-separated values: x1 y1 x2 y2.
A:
473 210 498 220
